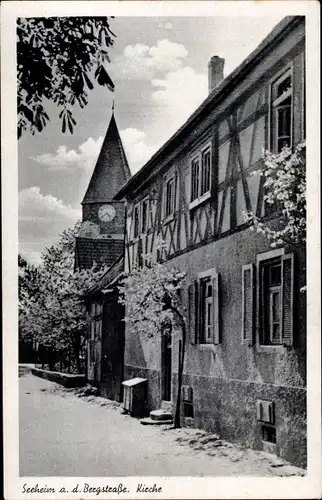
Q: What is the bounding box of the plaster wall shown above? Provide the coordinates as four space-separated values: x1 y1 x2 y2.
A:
124 227 306 466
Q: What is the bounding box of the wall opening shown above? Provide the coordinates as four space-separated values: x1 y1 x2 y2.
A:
183 401 194 418
262 424 276 443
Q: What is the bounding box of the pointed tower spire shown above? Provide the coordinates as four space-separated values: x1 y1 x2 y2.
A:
82 113 131 205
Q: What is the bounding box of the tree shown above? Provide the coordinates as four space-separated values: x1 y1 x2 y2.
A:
18 253 43 362
118 260 187 428
245 141 306 248
19 222 108 372
17 17 115 138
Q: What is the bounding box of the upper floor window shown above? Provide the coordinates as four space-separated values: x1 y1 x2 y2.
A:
133 204 140 238
271 68 293 153
141 197 150 234
190 144 212 204
191 157 200 202
163 174 177 219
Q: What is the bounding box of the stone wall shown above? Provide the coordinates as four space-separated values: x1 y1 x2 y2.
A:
31 368 86 388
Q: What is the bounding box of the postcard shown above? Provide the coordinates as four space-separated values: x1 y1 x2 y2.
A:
2 1 321 499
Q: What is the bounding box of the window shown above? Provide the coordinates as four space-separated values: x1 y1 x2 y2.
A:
271 69 293 152
262 425 276 444
188 268 220 345
190 144 212 203
201 279 214 343
241 250 294 348
141 198 150 233
182 385 194 418
163 174 177 219
133 204 140 238
260 259 282 345
191 158 200 202
201 148 211 194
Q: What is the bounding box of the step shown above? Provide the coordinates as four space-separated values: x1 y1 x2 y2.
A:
150 409 173 421
141 417 173 426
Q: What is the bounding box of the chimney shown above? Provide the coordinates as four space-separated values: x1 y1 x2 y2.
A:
208 56 225 94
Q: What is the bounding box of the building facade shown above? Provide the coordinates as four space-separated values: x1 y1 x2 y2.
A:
115 17 306 466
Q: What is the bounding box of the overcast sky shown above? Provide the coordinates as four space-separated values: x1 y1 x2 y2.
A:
18 15 285 265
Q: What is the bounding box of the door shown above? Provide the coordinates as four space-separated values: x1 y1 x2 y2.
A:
161 323 172 402
100 297 125 402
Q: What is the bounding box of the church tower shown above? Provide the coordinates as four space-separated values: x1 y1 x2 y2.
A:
75 112 131 269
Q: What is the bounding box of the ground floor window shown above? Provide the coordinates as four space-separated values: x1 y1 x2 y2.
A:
242 249 294 347
188 267 220 345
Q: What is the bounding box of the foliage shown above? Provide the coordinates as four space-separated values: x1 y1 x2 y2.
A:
17 17 115 137
19 222 108 373
245 141 306 248
118 260 187 427
118 261 186 336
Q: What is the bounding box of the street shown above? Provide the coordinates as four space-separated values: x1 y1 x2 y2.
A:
19 372 305 477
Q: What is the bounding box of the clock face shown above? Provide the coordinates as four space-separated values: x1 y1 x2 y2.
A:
98 204 116 222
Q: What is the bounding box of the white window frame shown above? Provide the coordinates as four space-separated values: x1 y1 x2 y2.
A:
140 196 150 234
256 248 286 354
204 282 214 343
197 267 219 347
269 285 282 345
189 142 212 210
269 66 293 153
162 173 177 222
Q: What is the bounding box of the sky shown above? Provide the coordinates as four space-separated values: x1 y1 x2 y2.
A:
18 15 285 265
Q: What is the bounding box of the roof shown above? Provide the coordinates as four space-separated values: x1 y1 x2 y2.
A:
82 113 131 204
75 237 124 270
85 254 124 297
114 16 303 199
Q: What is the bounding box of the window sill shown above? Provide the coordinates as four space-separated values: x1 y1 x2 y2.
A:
189 191 211 211
256 345 289 355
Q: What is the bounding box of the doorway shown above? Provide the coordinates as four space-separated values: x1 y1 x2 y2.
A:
161 322 172 402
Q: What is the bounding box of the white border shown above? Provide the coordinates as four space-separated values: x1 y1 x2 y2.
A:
2 2 321 499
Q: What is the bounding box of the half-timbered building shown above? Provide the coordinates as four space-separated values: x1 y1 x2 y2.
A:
115 16 306 466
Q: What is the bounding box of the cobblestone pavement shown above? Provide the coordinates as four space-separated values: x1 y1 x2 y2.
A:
19 373 306 477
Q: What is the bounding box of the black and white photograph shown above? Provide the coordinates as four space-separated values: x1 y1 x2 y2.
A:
2 1 321 499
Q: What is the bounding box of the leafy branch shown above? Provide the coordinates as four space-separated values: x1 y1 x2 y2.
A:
17 17 115 137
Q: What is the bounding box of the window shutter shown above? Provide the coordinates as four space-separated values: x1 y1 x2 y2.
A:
281 253 294 346
212 271 220 344
188 281 198 344
242 264 254 345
